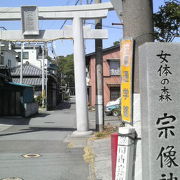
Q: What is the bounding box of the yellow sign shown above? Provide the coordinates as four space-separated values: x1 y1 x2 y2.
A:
120 39 134 124
41 89 46 98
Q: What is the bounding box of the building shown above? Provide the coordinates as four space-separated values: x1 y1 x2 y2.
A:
0 42 18 68
11 63 43 97
14 45 49 69
0 66 38 117
11 63 61 110
0 42 49 69
86 44 121 106
0 65 12 84
0 42 61 110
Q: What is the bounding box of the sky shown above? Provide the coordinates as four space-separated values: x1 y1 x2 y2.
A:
0 0 171 57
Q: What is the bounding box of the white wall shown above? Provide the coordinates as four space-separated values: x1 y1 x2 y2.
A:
16 48 49 69
1 50 18 68
16 49 40 68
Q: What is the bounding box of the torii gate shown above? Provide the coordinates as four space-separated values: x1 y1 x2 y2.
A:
0 2 113 136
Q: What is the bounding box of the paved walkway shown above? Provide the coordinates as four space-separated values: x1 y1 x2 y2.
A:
0 97 121 180
0 99 90 180
29 96 119 130
29 96 96 130
87 137 112 180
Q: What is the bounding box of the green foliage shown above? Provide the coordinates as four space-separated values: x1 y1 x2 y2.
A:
55 54 75 87
153 0 180 42
46 56 53 63
64 94 70 101
113 41 120 46
94 125 118 138
34 95 42 106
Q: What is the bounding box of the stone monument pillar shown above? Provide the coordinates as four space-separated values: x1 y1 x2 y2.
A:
139 42 180 179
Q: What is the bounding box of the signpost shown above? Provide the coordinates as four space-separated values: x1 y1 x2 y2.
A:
115 127 136 180
120 39 133 124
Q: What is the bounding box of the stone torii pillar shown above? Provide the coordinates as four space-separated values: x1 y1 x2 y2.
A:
73 17 89 135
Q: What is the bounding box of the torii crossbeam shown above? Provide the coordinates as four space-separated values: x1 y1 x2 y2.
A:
0 26 108 42
0 2 113 20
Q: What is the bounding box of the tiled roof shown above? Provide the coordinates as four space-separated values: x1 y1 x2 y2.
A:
11 63 42 76
11 63 58 87
86 44 120 58
12 77 42 86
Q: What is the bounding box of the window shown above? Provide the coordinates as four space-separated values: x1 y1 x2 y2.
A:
109 59 120 75
110 87 120 101
8 59 11 67
18 52 29 59
23 52 29 59
0 56 4 65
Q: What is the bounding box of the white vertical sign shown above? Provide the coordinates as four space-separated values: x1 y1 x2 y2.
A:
115 136 128 180
115 127 135 180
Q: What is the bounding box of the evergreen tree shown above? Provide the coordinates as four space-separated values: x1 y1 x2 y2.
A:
153 0 180 42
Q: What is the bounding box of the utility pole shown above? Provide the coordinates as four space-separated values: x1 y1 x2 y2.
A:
42 44 45 108
20 42 24 84
0 41 1 64
45 43 48 110
122 1 154 179
0 30 1 64
121 0 154 131
95 0 104 131
122 0 154 93
111 0 154 92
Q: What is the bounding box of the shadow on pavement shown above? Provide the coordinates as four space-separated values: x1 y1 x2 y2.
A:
0 117 31 125
0 128 38 137
31 127 76 131
0 112 51 126
35 112 51 117
0 127 76 137
55 101 72 110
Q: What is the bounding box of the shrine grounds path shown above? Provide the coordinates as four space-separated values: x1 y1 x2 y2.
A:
0 96 119 180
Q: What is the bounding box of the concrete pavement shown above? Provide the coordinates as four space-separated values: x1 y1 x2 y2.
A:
87 137 112 180
0 128 89 180
0 97 121 180
29 96 96 130
0 108 89 179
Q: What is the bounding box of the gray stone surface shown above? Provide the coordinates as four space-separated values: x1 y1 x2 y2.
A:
0 122 89 180
0 124 12 132
24 102 38 117
110 0 123 17
21 6 39 35
88 137 112 180
139 43 180 180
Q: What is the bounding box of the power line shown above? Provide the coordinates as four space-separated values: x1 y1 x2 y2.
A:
60 0 81 30
60 20 68 30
